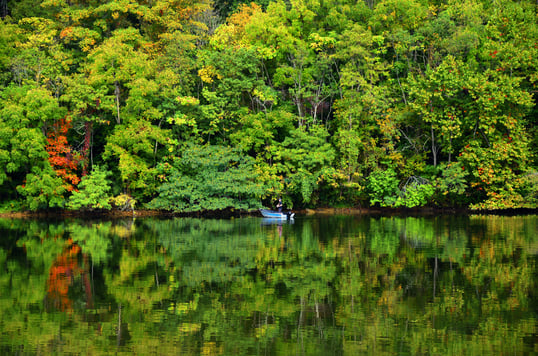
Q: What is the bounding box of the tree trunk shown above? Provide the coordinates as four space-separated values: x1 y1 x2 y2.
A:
114 80 121 124
431 125 438 167
82 121 93 176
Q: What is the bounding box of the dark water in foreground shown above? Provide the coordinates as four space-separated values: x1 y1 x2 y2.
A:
0 214 536 355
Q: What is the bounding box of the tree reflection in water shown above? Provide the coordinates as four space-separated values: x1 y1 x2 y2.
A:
45 240 92 312
0 215 535 355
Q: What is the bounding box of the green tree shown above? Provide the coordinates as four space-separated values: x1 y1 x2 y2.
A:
75 28 169 198
0 85 68 209
67 165 112 210
150 144 265 212
276 125 336 206
409 55 534 209
0 20 20 86
331 24 392 204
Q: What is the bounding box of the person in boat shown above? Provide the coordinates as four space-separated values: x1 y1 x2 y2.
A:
276 197 283 212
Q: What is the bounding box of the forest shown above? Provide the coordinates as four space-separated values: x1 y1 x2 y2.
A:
0 0 537 212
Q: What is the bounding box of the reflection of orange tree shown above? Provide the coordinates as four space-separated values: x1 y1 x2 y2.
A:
46 239 92 312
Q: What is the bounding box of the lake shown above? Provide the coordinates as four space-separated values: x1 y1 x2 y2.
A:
0 214 536 355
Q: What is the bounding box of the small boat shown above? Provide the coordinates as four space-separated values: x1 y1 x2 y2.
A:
259 209 295 219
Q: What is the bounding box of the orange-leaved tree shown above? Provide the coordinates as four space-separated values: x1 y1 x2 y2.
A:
46 117 83 192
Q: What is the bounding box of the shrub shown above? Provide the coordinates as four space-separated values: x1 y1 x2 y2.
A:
149 145 265 212
67 166 112 210
395 176 434 208
366 168 400 207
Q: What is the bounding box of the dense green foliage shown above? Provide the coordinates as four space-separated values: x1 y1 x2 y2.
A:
0 0 537 211
149 144 264 211
0 215 536 353
67 165 112 210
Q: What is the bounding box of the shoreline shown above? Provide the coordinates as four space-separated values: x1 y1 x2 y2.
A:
0 206 536 219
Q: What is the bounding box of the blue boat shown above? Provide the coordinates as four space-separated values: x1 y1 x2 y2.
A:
259 209 295 219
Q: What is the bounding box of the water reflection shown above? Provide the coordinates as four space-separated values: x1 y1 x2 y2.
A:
45 241 92 312
0 215 536 355
260 217 295 225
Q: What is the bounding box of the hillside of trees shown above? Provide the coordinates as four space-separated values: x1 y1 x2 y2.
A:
0 0 537 212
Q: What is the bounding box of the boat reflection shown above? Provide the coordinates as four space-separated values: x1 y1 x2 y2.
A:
260 217 295 226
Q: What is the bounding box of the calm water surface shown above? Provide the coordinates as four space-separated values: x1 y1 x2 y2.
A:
0 214 536 355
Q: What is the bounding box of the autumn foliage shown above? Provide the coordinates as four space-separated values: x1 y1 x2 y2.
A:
46 241 92 312
46 117 82 192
